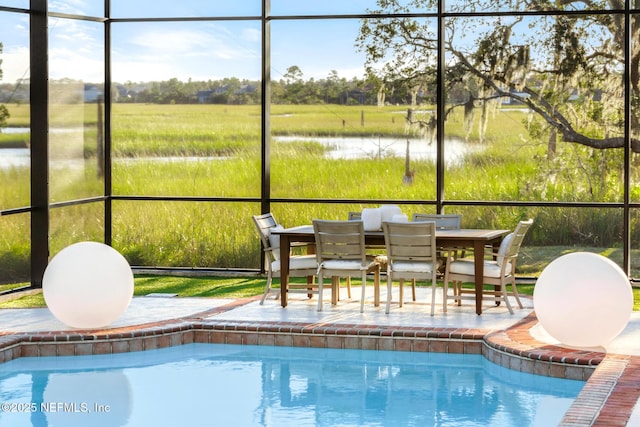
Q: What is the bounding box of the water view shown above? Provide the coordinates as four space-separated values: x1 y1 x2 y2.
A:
274 135 482 163
0 134 483 170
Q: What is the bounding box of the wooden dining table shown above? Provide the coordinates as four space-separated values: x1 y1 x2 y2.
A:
272 225 510 315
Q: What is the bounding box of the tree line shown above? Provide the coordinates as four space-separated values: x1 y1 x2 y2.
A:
0 67 427 108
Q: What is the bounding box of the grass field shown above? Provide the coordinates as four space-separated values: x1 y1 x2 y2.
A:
0 102 636 283
2 275 639 311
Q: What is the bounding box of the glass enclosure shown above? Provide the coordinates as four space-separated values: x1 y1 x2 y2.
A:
110 20 262 198
1 0 639 286
49 203 104 255
48 0 103 16
48 17 105 204
110 0 261 18
0 6 29 285
443 14 625 203
270 0 434 15
0 9 29 210
111 201 260 268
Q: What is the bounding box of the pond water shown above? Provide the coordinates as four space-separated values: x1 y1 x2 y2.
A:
0 343 584 427
1 127 78 135
0 128 28 134
0 134 483 170
0 148 30 169
273 135 482 163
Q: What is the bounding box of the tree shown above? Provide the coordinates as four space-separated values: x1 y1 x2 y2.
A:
0 41 9 129
356 0 639 152
325 70 346 104
280 65 306 104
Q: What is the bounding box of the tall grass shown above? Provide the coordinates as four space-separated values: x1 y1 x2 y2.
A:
0 103 637 282
112 104 262 157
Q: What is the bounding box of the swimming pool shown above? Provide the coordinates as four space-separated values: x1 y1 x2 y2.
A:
0 343 584 427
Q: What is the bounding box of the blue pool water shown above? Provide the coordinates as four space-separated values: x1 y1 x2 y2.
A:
0 343 584 427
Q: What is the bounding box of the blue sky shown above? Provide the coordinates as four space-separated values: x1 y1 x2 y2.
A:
0 1 374 84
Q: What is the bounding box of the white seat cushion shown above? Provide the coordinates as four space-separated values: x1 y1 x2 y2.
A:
391 261 436 273
271 255 317 273
448 259 512 278
320 260 369 270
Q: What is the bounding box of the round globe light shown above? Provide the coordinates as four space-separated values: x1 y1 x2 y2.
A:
533 252 632 348
43 242 134 329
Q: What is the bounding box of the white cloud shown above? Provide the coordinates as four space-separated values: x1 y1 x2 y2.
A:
0 15 363 85
49 47 103 81
242 28 261 43
1 46 30 84
126 28 256 61
111 26 262 82
48 0 98 16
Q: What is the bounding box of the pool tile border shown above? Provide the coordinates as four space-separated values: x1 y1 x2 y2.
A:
0 301 637 426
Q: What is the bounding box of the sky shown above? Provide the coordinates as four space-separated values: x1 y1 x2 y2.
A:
0 0 377 85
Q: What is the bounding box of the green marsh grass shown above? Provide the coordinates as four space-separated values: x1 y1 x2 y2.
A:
113 104 262 157
1 103 638 282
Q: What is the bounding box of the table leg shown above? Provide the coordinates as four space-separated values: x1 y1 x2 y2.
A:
306 244 316 298
473 240 485 315
491 241 501 305
279 235 291 308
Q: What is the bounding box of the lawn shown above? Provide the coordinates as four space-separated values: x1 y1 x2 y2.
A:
1 275 639 311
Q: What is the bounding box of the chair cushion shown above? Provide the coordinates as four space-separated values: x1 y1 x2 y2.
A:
271 254 317 273
268 225 284 259
321 260 369 270
448 259 512 278
392 261 436 273
496 232 513 265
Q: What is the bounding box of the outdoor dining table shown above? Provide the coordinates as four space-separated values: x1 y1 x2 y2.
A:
271 225 510 315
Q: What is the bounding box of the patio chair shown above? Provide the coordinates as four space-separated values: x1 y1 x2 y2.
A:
412 213 464 274
411 213 462 229
382 221 441 315
345 211 387 296
341 212 363 297
252 213 318 304
443 218 533 314
313 220 381 312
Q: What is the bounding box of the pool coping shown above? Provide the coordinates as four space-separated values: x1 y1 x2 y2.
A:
0 297 637 426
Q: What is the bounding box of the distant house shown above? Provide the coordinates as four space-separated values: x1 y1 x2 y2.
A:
195 85 258 103
115 85 128 98
196 90 214 103
84 84 102 102
567 88 602 102
213 86 229 95
500 90 530 105
235 84 257 95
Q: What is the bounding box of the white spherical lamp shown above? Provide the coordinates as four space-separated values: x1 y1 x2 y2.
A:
43 242 134 329
533 252 632 348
